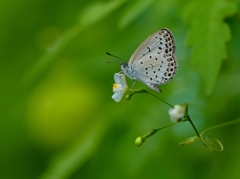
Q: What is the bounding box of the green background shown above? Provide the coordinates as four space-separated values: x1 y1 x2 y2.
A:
1 0 240 178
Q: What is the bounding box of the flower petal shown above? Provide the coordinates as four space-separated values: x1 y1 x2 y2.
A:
169 105 185 122
112 73 128 102
114 73 123 84
112 93 123 102
113 85 124 93
118 74 127 88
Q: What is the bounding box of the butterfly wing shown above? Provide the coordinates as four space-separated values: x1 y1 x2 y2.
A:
128 28 177 91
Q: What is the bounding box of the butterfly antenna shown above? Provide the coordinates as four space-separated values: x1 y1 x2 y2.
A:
106 52 126 63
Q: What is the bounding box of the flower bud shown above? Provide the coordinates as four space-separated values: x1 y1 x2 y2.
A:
135 136 145 147
169 105 185 122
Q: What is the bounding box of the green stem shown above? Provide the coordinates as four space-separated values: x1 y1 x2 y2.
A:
180 118 240 152
145 90 174 108
142 121 180 140
201 118 240 134
182 103 200 138
127 88 174 108
187 115 200 138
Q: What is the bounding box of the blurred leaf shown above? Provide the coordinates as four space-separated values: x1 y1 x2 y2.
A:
183 0 237 94
119 0 154 28
80 0 126 27
40 99 133 179
21 0 126 89
21 24 82 88
40 120 105 179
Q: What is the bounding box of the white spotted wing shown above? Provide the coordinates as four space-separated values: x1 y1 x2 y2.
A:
121 28 178 92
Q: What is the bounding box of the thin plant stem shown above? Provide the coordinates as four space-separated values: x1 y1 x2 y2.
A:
145 91 174 108
144 121 180 139
201 118 240 134
187 115 200 138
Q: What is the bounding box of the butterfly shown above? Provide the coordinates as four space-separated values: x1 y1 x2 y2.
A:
120 28 177 92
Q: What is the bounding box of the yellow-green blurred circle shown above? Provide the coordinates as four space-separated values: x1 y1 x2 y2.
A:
26 61 97 150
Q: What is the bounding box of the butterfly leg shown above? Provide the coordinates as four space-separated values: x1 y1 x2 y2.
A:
130 80 137 92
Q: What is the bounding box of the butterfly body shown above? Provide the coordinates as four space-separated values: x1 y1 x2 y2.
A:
121 28 178 92
120 62 137 80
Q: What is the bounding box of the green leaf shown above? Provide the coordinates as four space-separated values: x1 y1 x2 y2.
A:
183 0 237 94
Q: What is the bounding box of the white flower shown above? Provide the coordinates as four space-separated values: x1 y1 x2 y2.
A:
169 105 185 122
112 73 128 102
